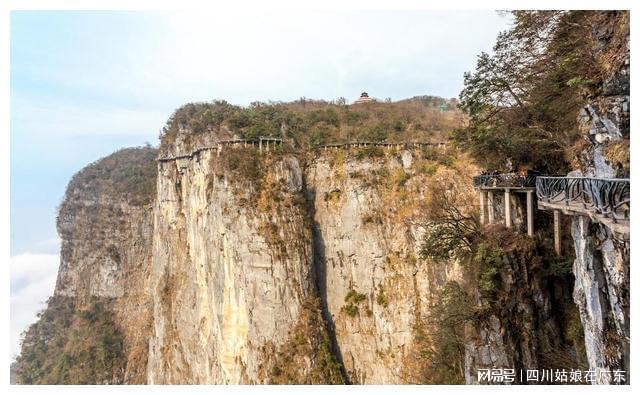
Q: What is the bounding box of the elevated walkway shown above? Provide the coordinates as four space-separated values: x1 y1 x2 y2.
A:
156 139 448 162
474 173 537 237
474 174 630 254
536 176 629 241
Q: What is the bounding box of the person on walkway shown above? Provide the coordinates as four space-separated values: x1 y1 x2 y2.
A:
505 157 513 173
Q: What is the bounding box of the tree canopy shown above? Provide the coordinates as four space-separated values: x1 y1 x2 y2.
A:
455 11 627 173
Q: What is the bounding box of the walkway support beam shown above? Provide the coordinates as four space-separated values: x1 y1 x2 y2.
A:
487 192 495 225
479 191 486 225
554 210 561 255
526 190 534 237
504 189 512 228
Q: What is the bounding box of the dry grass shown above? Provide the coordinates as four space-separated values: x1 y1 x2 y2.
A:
603 139 630 173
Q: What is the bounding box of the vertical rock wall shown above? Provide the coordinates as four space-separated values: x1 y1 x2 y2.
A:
569 11 630 383
47 147 157 384
305 149 466 383
146 149 319 383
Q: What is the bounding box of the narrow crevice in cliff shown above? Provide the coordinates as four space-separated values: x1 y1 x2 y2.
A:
301 168 351 384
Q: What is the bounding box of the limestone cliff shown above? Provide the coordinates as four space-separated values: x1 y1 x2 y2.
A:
14 147 157 384
13 138 595 385
306 148 467 383
145 142 471 384
15 97 471 385
458 11 630 385
146 147 341 383
569 11 630 382
462 226 586 384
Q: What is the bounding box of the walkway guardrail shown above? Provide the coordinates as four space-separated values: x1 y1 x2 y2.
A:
536 176 630 221
158 139 448 162
314 141 447 150
157 137 283 161
473 173 537 188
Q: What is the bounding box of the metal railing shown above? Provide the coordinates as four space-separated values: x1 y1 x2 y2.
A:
157 136 284 161
536 176 630 220
473 173 537 188
315 141 447 149
158 139 446 161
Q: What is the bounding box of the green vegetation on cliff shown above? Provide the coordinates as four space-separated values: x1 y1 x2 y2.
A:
14 296 126 384
61 146 158 207
159 96 463 152
410 158 587 383
265 298 345 384
455 11 629 173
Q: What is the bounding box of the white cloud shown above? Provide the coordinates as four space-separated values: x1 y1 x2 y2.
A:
10 253 60 361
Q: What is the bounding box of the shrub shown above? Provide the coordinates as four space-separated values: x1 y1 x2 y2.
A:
13 296 126 384
361 212 382 225
402 281 471 384
159 95 465 155
376 288 389 308
323 189 341 204
341 304 359 317
220 148 264 187
267 297 344 384
354 146 384 160
341 289 367 317
420 162 439 176
391 168 409 187
59 146 158 210
473 242 504 294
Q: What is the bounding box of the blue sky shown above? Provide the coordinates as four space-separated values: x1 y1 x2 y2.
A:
9 10 511 358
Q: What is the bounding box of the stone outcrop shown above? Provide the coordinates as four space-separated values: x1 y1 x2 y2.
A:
462 220 584 384
16 147 158 384
571 217 629 383
568 11 630 384
15 18 630 379
56 148 157 384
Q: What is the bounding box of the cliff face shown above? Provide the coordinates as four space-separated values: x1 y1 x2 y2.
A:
55 147 157 384
145 144 469 384
16 139 599 385
306 149 467 383
460 11 630 385
146 148 339 383
569 11 630 382
14 147 157 384
16 97 472 385
56 197 154 383
462 205 586 384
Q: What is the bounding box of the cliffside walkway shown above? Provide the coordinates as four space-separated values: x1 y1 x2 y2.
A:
474 173 630 254
536 176 630 242
156 138 448 162
315 141 447 150
156 137 285 162
474 173 537 237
